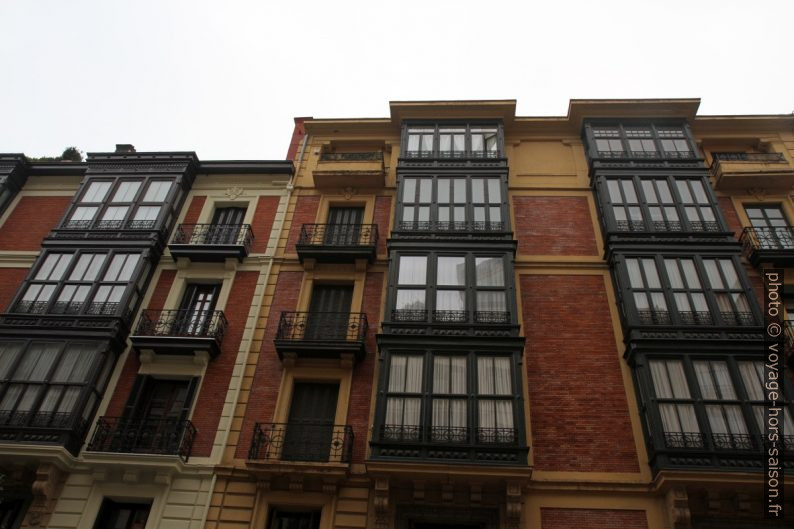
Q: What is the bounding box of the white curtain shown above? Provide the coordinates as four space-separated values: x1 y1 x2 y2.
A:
475 257 504 287
477 292 506 312
143 181 172 202
397 256 427 285
702 259 723 289
649 360 690 399
437 257 465 286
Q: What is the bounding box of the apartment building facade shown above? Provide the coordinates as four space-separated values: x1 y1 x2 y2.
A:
0 98 792 529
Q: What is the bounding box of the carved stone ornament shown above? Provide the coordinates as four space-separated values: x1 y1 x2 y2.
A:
505 481 522 529
747 187 767 201
225 186 246 200
665 487 692 529
341 186 357 200
374 477 390 529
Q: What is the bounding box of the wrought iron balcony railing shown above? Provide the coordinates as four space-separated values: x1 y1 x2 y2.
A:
740 226 794 252
275 312 367 343
712 152 785 163
379 424 519 445
614 220 721 233
11 300 124 318
637 310 754 327
87 416 197 462
319 151 383 162
396 221 505 232
172 223 253 249
661 431 794 453
391 310 510 324
298 224 378 248
596 150 695 160
134 309 228 342
248 422 354 463
62 219 157 230
404 150 500 159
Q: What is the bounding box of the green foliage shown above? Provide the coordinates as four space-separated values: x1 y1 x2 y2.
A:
27 146 84 163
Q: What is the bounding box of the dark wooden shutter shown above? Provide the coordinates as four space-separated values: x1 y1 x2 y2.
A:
326 207 363 245
283 383 339 462
306 285 353 340
209 207 246 244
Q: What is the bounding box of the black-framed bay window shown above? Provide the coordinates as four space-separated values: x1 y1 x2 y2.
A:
391 252 512 324
62 177 176 230
585 122 698 160
0 340 114 432
378 350 521 447
618 254 758 327
398 175 505 231
13 249 148 318
639 355 793 452
598 175 722 233
403 123 501 159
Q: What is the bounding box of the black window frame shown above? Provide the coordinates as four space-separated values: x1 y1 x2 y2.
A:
596 174 725 233
389 251 514 325
12 249 150 318
635 354 793 453
615 254 760 328
0 340 114 431
584 121 700 161
401 122 504 160
62 176 178 231
396 174 508 232
375 348 524 448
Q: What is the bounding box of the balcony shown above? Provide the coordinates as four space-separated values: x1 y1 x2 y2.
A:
129 309 227 359
313 152 385 189
248 422 354 463
295 224 378 263
87 417 197 462
710 152 794 192
274 312 368 363
369 425 527 465
740 226 794 267
635 309 755 327
649 431 794 473
168 224 253 261
0 411 88 455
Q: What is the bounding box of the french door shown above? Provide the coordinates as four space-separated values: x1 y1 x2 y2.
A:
176 283 219 335
209 206 246 244
326 207 364 246
745 205 793 249
282 382 339 462
305 285 353 341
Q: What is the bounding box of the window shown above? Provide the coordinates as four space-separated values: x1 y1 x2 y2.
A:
602 176 718 232
400 176 504 231
268 509 321 529
93 499 151 529
392 253 510 323
622 256 755 327
587 123 696 160
15 251 144 317
646 357 793 451
403 124 501 159
381 352 518 445
744 205 793 250
0 341 112 429
64 178 173 230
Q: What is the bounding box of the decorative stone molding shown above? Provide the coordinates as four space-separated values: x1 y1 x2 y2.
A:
505 481 522 529
665 486 692 529
373 477 390 529
341 186 357 199
225 186 246 200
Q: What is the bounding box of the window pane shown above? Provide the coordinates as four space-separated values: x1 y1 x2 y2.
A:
477 291 506 312
70 206 97 222
664 260 684 289
402 179 416 202
626 259 643 288
621 181 637 202
81 181 112 203
690 181 709 204
36 253 72 280
649 360 691 399
70 254 106 281
142 181 172 202
487 179 501 203
437 257 465 286
453 179 466 202
680 259 701 289
418 179 431 202
718 259 740 289
433 356 466 394
398 256 427 284
703 259 723 289
607 180 622 203
676 181 693 203
475 257 504 286
101 206 128 221
0 342 23 379
641 259 661 288
739 361 765 397
396 290 425 311
13 343 59 381
111 181 142 202
437 179 450 203
436 291 465 311
642 181 658 203
472 179 485 202
133 206 161 221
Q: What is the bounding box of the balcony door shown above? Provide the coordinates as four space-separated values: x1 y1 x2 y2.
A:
209 206 246 244
305 285 353 341
282 382 339 462
177 283 219 335
92 499 151 529
326 207 363 246
123 377 197 455
745 205 792 249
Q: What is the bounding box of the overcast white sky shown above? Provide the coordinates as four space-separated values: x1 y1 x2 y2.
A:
1 0 792 160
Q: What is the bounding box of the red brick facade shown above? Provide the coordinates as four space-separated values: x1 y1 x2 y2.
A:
251 196 280 253
285 196 320 253
540 508 648 529
521 274 640 473
146 270 177 311
513 196 598 256
0 268 29 311
235 270 302 459
718 196 742 238
182 195 206 225
0 196 71 250
373 196 392 257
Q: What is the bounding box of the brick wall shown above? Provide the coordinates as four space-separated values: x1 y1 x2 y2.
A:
540 508 648 529
718 196 742 239
513 196 598 256
347 272 383 463
0 196 72 250
235 270 302 459
146 270 176 311
373 196 392 257
250 196 280 253
182 196 206 225
285 196 320 253
521 274 640 473
0 268 28 311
